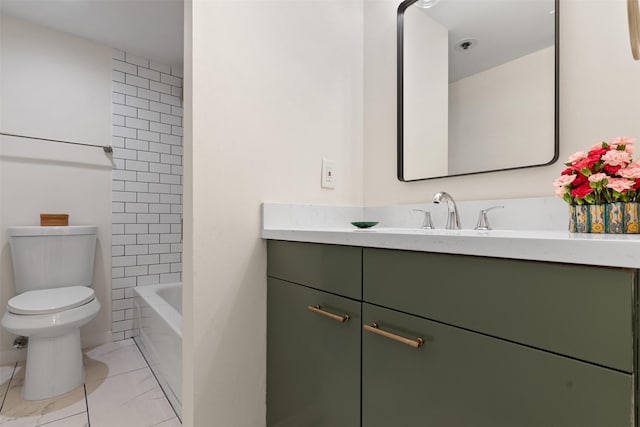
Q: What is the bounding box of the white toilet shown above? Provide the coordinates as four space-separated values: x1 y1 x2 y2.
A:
2 225 101 400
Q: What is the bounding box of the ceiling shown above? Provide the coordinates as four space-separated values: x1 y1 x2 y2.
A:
0 0 184 68
1 0 553 80
409 0 556 82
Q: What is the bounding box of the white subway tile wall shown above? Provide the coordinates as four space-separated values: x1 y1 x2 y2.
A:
111 50 183 341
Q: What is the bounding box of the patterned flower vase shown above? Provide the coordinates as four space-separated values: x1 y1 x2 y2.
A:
568 205 577 232
605 203 624 233
624 202 640 234
574 205 588 233
587 204 606 233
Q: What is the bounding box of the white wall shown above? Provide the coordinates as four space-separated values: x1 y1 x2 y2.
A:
186 0 363 424
182 2 194 424
0 14 111 146
0 14 112 362
448 47 555 175
364 0 640 206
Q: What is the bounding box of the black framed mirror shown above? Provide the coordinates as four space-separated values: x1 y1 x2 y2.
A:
398 0 559 181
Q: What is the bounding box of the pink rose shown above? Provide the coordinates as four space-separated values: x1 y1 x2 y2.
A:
588 173 608 183
610 136 635 155
606 178 634 193
553 175 577 187
567 151 587 163
610 136 635 146
601 149 631 167
555 186 566 198
619 165 640 179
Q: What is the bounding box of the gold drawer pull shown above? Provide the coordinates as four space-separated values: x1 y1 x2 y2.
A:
364 323 424 349
307 305 350 323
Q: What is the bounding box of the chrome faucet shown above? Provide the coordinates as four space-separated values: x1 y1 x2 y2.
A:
432 192 461 229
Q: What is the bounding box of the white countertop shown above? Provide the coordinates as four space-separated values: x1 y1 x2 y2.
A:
261 199 640 269
262 226 640 269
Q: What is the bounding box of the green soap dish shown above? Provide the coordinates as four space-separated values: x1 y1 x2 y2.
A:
351 221 379 229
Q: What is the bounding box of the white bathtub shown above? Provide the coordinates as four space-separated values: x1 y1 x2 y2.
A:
133 282 182 419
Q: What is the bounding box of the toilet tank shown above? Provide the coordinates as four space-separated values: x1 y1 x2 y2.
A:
8 226 98 294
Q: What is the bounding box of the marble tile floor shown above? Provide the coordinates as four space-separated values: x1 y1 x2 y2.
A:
0 339 180 427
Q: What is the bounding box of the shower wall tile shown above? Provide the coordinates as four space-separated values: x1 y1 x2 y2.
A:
111 51 183 341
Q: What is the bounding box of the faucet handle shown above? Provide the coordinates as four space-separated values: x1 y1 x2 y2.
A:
475 206 504 230
412 209 435 229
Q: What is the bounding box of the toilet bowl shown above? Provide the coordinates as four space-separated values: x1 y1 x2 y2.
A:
2 288 100 400
2 226 101 400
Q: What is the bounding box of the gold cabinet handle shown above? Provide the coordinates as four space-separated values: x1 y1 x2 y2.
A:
307 305 350 323
363 323 424 349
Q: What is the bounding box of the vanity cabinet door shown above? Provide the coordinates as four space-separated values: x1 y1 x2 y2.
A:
267 278 361 427
362 303 632 427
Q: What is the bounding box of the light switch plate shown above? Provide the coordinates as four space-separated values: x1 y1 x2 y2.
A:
321 159 336 189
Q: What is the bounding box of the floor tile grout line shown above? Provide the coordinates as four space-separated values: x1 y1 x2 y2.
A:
132 338 181 423
0 362 17 413
84 384 91 427
35 410 88 427
85 338 138 355
84 339 147 425
149 415 177 427
85 364 149 387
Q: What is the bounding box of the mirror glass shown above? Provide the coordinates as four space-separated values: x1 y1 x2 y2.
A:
398 0 558 181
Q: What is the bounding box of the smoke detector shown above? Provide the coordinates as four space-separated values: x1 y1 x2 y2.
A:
455 38 478 52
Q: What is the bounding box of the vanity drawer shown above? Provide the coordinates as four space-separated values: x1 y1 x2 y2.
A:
267 241 361 299
363 248 634 372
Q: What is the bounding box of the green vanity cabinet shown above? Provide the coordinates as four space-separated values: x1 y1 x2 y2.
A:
267 240 638 426
362 303 632 427
267 277 361 427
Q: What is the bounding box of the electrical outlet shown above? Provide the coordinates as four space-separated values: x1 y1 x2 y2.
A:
321 159 336 189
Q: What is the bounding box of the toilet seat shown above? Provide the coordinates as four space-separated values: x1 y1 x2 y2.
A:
7 286 95 315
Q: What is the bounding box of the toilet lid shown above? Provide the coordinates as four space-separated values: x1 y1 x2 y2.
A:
7 286 95 315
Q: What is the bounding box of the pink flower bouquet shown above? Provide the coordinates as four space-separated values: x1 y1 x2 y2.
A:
553 137 638 205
